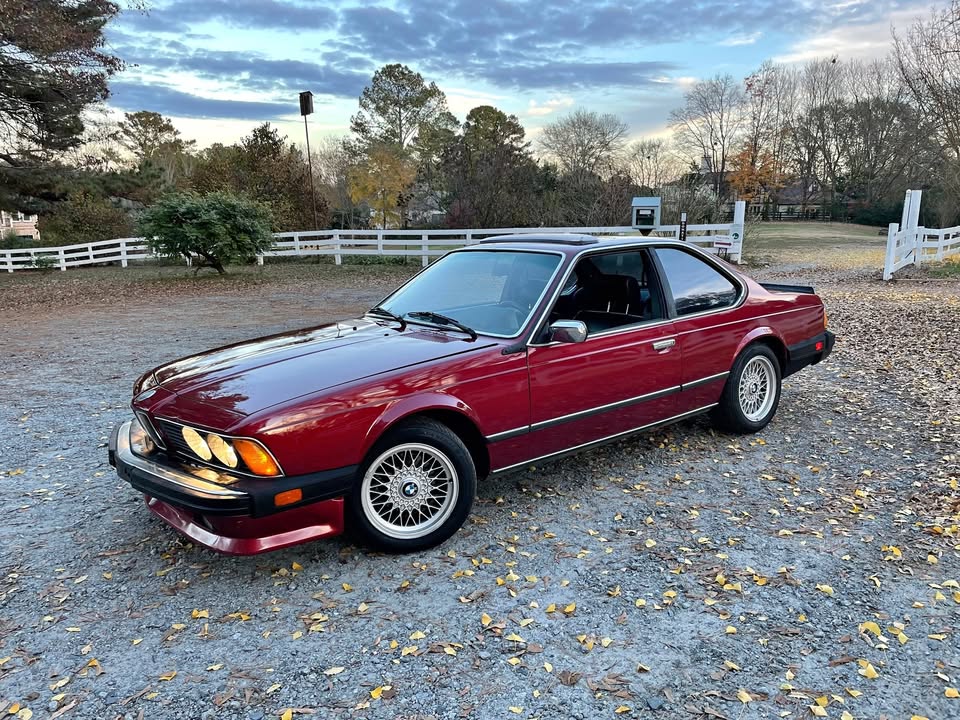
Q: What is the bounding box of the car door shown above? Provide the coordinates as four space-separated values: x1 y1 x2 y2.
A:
651 246 746 413
524 248 682 460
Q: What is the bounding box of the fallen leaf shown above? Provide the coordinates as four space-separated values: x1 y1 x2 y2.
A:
736 689 751 703
323 666 344 676
159 670 177 681
816 584 834 596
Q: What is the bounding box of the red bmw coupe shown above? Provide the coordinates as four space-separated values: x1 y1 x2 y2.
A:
110 235 834 554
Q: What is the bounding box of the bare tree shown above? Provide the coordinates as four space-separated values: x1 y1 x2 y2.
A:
625 138 682 191
538 109 629 180
669 74 745 204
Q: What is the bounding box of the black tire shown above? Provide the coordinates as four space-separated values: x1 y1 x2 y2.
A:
346 418 476 552
711 343 782 434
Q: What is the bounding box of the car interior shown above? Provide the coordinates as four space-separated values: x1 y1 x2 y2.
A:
546 250 664 336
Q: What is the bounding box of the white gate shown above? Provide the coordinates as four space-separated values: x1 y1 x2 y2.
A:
884 189 960 279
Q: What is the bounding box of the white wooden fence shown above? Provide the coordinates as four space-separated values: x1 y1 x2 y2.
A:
883 189 960 279
1 217 745 273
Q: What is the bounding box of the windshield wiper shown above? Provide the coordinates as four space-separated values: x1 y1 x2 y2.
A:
407 311 478 341
367 306 406 331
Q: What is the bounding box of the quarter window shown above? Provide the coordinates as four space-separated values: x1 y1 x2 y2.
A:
656 248 739 316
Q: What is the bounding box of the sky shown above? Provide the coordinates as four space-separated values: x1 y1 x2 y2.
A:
105 0 946 148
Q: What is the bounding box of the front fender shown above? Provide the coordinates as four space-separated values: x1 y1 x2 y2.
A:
361 393 482 457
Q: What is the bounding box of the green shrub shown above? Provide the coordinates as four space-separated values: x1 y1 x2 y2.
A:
138 191 274 274
38 191 136 246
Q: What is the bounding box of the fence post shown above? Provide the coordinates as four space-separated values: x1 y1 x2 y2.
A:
294 233 301 256
58 248 66 271
466 230 474 245
914 227 926 265
731 200 746 263
421 233 429 267
120 239 129 268
883 223 898 280
377 233 383 255
2 250 11 273
334 231 342 265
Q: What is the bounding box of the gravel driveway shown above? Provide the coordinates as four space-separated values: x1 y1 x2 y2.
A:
1 255 958 720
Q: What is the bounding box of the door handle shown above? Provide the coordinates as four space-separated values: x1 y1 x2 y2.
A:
652 338 676 352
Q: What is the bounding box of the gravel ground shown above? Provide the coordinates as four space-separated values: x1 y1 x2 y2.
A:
1 249 958 720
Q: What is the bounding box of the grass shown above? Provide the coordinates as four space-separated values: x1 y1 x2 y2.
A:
747 221 885 250
922 257 960 278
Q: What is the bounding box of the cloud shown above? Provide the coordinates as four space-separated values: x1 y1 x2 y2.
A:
109 81 294 120
526 97 575 117
118 0 338 34
719 31 763 46
773 5 931 63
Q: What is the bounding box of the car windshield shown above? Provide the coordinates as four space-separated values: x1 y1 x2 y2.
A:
378 250 562 337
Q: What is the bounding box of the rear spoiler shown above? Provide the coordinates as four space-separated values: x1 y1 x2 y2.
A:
760 282 815 295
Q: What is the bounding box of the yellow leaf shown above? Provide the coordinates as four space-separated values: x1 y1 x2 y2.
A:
409 630 426 640
635 599 647 608
266 683 281 695
615 706 630 714
911 716 930 720
509 708 523 715
736 689 752 703
159 670 177 681
132 638 142 645
814 696 828 707
857 661 879 679
480 613 492 626
724 660 741 671
859 621 881 636
280 710 293 720
841 712 854 720
444 646 456 656
291 631 303 640
563 603 576 615
370 685 391 700
342 583 353 592
207 663 223 671
507 657 522 666
645 539 656 548
545 603 556 613
323 666 344 676
810 705 827 717
191 609 209 619
519 618 534 627
291 562 303 571
505 633 525 643
401 645 418 656
15 711 32 720
601 637 612 648
945 687 959 698
816 584 834 596
845 688 862 698
725 625 737 634
928 634 947 641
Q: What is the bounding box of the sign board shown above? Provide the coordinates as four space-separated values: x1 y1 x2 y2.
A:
679 212 687 242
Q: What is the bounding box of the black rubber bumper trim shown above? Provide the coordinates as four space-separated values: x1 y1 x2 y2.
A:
110 424 357 518
785 330 835 377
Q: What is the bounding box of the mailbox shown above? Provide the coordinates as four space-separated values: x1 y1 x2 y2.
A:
631 197 661 235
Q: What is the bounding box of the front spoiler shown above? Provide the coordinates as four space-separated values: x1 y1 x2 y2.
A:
109 420 353 554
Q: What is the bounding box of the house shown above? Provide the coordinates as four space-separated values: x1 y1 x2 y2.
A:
1 210 40 241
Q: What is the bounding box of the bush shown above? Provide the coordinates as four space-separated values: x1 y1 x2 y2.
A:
37 191 136 246
138 191 274 274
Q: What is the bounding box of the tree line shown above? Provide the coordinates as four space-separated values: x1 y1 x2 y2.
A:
2 0 958 250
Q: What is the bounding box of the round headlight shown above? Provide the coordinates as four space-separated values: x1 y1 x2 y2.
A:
181 426 212 460
206 433 238 468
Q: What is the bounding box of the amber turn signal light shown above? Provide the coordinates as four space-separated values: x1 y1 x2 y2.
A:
233 439 281 477
274 488 303 507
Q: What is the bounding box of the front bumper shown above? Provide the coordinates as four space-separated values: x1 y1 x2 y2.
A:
109 420 355 554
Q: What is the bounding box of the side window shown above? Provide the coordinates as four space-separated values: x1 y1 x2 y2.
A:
547 249 664 334
655 248 739 316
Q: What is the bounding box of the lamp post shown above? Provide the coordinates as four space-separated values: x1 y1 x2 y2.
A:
299 90 319 229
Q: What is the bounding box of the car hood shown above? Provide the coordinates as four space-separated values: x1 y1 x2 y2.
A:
148 318 496 417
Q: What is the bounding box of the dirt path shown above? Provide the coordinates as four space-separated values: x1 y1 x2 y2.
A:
0 256 958 720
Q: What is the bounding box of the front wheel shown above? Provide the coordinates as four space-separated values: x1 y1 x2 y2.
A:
711 344 782 433
347 418 476 552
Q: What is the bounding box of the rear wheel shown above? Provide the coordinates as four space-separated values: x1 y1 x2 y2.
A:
347 418 476 552
711 344 781 433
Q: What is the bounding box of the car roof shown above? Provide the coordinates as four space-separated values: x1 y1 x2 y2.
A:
464 233 663 256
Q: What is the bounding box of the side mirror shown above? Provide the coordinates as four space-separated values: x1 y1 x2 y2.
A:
549 320 588 344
